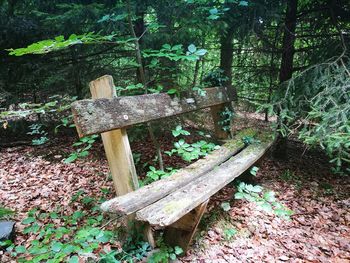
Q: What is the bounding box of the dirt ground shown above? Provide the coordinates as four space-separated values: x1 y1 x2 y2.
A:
0 118 349 262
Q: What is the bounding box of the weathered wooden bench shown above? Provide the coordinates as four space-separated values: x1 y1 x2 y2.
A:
71 75 273 252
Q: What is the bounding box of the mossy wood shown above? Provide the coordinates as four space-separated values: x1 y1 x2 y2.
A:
71 75 274 253
72 85 231 137
100 134 246 215
135 141 273 227
89 76 139 196
164 200 209 252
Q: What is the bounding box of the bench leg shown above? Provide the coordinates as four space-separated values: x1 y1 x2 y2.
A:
163 200 209 252
144 224 156 247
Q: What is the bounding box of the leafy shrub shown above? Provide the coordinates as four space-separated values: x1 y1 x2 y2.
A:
141 166 178 186
166 139 220 162
64 135 99 163
234 182 293 219
0 207 14 219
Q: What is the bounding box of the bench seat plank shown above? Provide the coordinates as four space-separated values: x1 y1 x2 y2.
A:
100 135 247 215
72 87 231 137
135 140 273 227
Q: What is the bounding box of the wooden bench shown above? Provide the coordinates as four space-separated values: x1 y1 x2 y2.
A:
71 75 273 252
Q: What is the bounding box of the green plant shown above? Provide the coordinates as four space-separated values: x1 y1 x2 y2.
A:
268 58 350 174
64 135 99 163
27 124 49 145
166 139 220 162
3 191 159 262
250 166 259 176
171 125 190 137
54 115 75 133
4 193 117 262
192 86 207 97
234 182 293 219
223 228 237 240
281 169 296 181
0 207 15 219
148 238 183 263
218 106 234 133
220 202 231 212
143 43 206 62
320 182 334 195
203 69 229 87
141 166 178 186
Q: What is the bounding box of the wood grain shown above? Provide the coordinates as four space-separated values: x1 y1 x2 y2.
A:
136 141 273 227
89 75 139 196
100 135 247 215
72 86 231 137
164 200 209 252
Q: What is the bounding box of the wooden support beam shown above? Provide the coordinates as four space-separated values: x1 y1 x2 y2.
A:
89 75 139 195
136 140 273 227
72 87 231 137
164 200 209 252
89 75 154 247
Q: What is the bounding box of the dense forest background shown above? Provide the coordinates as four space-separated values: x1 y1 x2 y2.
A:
0 0 349 169
1 1 350 262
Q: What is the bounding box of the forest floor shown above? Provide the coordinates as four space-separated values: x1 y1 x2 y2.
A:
0 116 349 262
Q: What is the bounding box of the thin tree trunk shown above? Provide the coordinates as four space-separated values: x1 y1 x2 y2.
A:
275 0 298 159
220 26 237 101
127 0 164 171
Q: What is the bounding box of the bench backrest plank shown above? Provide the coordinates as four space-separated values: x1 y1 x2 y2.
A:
72 86 231 137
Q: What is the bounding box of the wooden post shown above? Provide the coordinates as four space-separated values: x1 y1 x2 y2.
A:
210 104 230 139
163 200 209 252
90 75 155 247
89 75 139 195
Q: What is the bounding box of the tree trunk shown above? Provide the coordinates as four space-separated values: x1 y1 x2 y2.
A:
127 0 164 171
219 26 237 101
275 0 298 159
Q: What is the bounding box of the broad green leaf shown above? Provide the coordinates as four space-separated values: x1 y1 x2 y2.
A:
167 88 178 95
174 246 183 255
15 246 26 253
220 202 231 212
68 255 79 263
188 44 197 53
22 217 36 224
51 242 63 252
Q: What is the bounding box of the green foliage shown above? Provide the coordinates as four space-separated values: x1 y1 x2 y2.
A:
270 59 350 174
0 97 74 120
143 43 206 62
172 125 190 137
250 166 259 176
141 166 178 185
64 135 99 163
27 124 49 145
166 125 220 162
203 69 229 87
0 207 15 219
192 86 207 97
220 202 231 212
166 139 220 162
7 33 126 56
3 191 161 262
223 228 237 240
5 194 116 263
234 182 293 219
242 135 260 146
148 238 183 263
218 106 234 132
55 115 75 134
